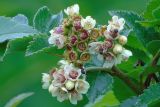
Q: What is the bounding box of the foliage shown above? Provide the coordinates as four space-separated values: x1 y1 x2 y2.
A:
0 0 160 107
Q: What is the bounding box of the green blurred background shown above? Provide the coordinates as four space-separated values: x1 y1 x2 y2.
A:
0 0 148 107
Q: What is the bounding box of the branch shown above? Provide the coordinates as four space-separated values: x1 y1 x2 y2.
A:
140 49 160 89
86 66 141 95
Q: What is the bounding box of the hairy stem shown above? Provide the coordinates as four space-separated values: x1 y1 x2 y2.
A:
86 66 141 95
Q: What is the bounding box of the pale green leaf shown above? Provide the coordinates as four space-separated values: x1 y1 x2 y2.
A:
33 6 63 33
0 16 37 43
86 72 113 102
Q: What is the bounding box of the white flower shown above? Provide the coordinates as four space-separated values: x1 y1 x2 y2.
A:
68 91 83 105
64 64 81 81
81 16 96 30
49 85 68 102
108 15 125 32
118 35 127 45
64 4 79 16
121 49 132 60
88 42 102 54
42 73 51 89
58 60 70 68
75 79 90 94
113 44 123 54
48 33 66 49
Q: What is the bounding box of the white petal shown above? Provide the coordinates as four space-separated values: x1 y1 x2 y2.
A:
42 82 50 89
112 15 119 23
75 79 90 94
48 36 54 44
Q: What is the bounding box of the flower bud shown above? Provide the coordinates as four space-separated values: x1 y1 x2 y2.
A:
90 28 100 40
118 35 127 45
73 20 82 30
70 35 78 45
77 42 87 52
65 80 75 90
80 30 89 40
68 51 78 62
80 52 90 61
113 44 123 54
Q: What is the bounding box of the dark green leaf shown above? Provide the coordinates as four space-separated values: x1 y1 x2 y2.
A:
113 77 136 102
0 16 37 43
137 83 160 106
137 19 160 27
1 36 32 61
4 92 34 107
25 34 63 56
86 72 113 102
33 6 63 33
147 40 160 56
143 0 160 19
153 6 160 19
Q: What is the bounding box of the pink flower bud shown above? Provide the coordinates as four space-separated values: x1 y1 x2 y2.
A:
80 30 89 40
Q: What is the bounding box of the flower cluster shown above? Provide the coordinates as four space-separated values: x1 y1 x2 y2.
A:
48 4 98 67
89 15 132 68
42 60 90 104
43 4 133 105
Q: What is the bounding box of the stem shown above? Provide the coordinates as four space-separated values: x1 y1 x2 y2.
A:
112 66 141 94
86 66 141 95
141 49 160 89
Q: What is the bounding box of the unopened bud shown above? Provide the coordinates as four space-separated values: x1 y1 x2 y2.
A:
118 36 127 45
65 80 75 90
113 44 123 54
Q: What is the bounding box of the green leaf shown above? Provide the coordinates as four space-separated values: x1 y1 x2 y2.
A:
153 6 160 19
143 0 160 19
33 6 63 33
25 34 63 56
109 11 160 46
85 91 120 107
147 40 160 56
86 72 113 102
4 92 34 107
1 36 32 61
120 97 147 107
113 77 136 102
0 16 37 43
12 14 28 25
137 83 160 106
137 19 160 27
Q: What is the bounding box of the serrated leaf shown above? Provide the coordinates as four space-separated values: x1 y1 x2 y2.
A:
0 16 37 43
137 83 160 106
4 92 34 107
0 36 32 61
153 6 160 19
137 19 160 27
120 96 147 107
86 72 113 102
147 40 160 56
33 6 63 33
12 14 28 25
85 91 120 107
109 11 160 46
143 0 160 19
25 34 63 56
